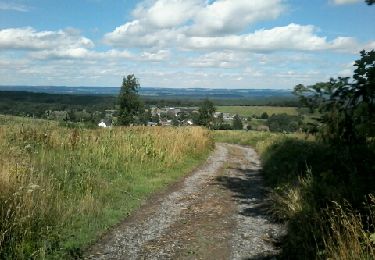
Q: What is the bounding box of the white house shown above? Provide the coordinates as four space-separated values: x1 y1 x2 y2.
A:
98 119 112 128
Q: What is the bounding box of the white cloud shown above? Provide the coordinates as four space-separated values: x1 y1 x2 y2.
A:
103 1 368 54
103 20 185 48
184 23 363 53
190 0 284 35
0 27 94 50
29 48 134 61
187 51 244 68
0 1 29 12
330 0 361 5
133 0 201 28
141 50 170 61
104 0 285 48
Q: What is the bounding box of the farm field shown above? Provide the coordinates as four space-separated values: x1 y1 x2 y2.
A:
0 115 212 259
216 106 298 117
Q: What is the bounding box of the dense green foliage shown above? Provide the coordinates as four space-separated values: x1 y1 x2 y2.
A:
194 98 216 128
232 114 243 130
117 75 144 126
266 113 303 133
294 50 375 144
0 91 116 118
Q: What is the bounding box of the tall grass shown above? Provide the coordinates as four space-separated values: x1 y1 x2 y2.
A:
214 130 375 259
213 130 307 155
0 115 212 259
321 196 375 260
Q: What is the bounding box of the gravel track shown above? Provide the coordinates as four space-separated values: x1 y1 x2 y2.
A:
85 143 285 260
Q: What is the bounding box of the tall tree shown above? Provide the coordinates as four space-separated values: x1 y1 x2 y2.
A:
293 50 375 144
232 114 243 130
117 75 143 126
196 98 216 128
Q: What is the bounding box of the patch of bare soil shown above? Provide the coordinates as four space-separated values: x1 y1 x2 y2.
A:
85 143 285 260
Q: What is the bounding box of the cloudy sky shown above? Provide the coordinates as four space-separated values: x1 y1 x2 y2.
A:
0 0 374 89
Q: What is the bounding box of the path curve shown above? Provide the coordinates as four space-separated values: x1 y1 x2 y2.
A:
85 143 285 260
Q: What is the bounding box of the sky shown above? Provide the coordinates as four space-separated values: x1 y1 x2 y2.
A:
0 0 374 89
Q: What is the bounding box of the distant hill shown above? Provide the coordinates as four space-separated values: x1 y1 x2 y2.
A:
0 85 294 100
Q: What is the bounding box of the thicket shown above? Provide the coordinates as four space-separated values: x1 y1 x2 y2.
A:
266 113 303 133
0 115 212 259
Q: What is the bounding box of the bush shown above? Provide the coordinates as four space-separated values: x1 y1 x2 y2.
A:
266 113 302 133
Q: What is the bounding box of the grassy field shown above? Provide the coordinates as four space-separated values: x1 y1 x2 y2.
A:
0 115 213 259
216 106 298 117
213 130 303 154
214 130 375 259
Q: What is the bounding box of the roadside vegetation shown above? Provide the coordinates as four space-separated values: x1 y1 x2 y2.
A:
0 115 212 259
215 50 375 259
214 129 375 259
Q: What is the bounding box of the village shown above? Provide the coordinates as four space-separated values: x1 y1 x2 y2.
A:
98 106 236 128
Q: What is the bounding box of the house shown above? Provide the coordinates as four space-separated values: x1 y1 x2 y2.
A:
221 113 232 120
98 119 112 128
167 108 181 117
160 119 172 126
147 122 158 126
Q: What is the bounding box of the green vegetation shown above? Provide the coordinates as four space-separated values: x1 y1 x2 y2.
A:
232 114 243 130
217 106 298 117
267 113 303 133
118 75 144 126
194 98 216 129
214 130 375 259
0 91 116 119
215 50 375 259
294 50 375 144
0 115 212 259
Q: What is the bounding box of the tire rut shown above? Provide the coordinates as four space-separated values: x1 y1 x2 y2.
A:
85 143 285 260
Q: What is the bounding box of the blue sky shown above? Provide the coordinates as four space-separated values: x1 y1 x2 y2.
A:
0 0 374 89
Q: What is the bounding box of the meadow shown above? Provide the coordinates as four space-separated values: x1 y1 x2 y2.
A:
216 106 298 117
0 115 212 259
214 130 375 259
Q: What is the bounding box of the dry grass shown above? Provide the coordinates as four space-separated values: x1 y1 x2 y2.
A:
321 195 375 260
213 129 374 258
0 115 212 258
266 173 313 221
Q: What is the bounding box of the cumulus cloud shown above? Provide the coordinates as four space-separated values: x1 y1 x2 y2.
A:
330 0 361 5
0 27 94 50
189 0 284 35
184 23 364 53
133 0 201 28
103 20 184 48
104 0 285 48
103 1 369 54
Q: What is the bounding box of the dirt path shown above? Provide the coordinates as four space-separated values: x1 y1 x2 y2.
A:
85 143 285 260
